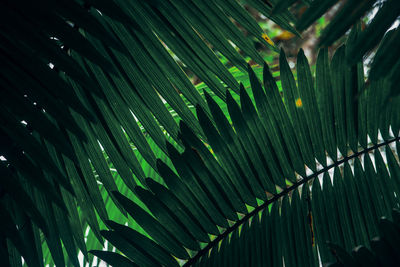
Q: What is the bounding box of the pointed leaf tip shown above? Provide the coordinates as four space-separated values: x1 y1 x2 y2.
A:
203 91 213 105
263 62 274 80
280 47 287 59
195 104 207 120
239 83 246 95
225 89 234 101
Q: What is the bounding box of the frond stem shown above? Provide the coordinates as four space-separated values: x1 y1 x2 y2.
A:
184 136 400 266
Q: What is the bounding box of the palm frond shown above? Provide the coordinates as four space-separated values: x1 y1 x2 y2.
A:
0 1 296 265
94 40 400 266
1 1 399 266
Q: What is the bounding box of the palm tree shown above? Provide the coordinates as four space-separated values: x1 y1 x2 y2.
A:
1 0 399 266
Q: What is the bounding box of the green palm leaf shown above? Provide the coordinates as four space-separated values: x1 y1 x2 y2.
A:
0 1 291 265
94 39 399 266
1 1 399 266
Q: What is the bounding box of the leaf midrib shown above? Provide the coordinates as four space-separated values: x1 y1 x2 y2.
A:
183 136 400 266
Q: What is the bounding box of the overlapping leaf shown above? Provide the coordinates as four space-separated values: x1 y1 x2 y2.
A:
0 0 296 265
95 43 399 266
1 1 399 266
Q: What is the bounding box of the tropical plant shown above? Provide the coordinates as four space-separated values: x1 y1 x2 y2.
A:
90 37 400 266
0 0 399 266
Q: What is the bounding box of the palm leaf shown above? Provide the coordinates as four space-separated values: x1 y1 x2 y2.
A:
1 1 399 266
0 1 295 265
94 40 400 266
